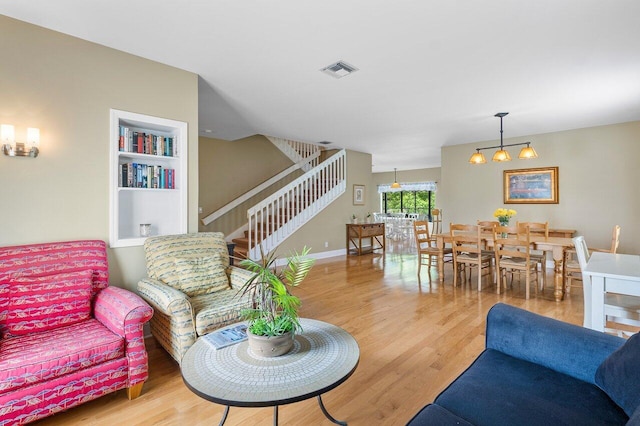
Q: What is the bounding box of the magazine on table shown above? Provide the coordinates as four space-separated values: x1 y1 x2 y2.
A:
202 323 248 349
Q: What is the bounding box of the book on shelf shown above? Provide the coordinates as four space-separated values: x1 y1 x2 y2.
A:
118 125 176 157
119 163 175 189
201 323 248 350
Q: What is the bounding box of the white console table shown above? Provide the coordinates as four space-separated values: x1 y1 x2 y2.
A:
583 251 640 331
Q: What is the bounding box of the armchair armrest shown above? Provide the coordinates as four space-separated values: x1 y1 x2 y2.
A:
485 303 624 384
94 286 153 386
137 277 192 316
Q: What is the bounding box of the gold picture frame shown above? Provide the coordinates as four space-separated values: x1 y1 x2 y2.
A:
353 184 365 205
504 167 559 204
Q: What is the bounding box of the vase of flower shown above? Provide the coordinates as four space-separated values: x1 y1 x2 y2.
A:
493 208 517 237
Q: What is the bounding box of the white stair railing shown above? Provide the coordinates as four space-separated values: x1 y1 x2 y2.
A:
266 136 321 172
247 149 346 259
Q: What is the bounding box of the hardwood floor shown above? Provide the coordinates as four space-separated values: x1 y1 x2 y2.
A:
35 245 586 425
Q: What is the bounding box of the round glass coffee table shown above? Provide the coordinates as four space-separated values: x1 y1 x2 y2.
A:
181 318 360 425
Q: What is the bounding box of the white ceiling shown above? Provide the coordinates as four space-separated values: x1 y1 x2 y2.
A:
2 1 640 172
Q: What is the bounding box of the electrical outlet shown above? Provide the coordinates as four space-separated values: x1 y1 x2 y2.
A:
198 207 203 214
324 241 329 248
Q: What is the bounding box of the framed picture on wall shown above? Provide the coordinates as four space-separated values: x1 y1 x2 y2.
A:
504 167 559 204
353 184 365 205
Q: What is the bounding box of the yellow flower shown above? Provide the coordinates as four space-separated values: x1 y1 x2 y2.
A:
493 208 517 220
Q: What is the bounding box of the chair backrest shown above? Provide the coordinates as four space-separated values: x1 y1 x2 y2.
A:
517 221 549 239
477 220 499 233
0 239 109 296
494 225 531 262
450 224 483 257
143 232 230 282
610 225 621 253
431 209 443 235
414 220 431 251
573 236 590 271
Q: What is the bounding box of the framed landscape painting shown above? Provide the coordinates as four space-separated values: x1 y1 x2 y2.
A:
504 167 559 204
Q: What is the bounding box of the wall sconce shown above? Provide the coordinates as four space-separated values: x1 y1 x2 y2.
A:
469 113 538 164
1 124 40 157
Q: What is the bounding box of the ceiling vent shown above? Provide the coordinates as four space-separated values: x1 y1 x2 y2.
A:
320 61 359 79
318 141 333 145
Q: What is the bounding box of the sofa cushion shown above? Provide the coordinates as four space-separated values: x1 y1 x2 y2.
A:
0 318 124 395
435 349 628 426
596 332 640 417
166 253 230 297
1 270 93 337
406 403 474 426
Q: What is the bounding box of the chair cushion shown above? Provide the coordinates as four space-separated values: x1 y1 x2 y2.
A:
165 253 230 297
595 332 640 417
191 289 252 336
435 349 628 426
1 270 93 337
0 318 124 395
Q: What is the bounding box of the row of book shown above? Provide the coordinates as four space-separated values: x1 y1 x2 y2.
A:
118 125 177 157
119 163 176 189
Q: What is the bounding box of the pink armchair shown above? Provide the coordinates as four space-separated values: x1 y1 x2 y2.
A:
0 240 153 425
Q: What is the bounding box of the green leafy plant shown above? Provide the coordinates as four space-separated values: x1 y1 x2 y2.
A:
238 246 315 336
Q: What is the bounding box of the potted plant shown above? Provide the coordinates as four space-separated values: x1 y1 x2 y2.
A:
238 246 315 357
351 213 358 224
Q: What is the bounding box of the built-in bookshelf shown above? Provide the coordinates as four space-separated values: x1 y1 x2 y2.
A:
109 109 188 248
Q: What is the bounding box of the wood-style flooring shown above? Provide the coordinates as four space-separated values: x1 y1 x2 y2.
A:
34 243 587 425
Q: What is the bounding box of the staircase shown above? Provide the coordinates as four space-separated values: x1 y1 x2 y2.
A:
233 149 346 260
266 136 321 172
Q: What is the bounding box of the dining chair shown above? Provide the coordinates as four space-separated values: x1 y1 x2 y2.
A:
430 208 443 235
414 220 453 282
516 221 548 289
477 220 499 251
450 224 494 291
564 225 621 294
574 235 640 336
493 225 540 300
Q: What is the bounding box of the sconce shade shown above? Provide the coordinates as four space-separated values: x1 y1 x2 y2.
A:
1 124 15 147
492 149 511 162
469 151 487 164
27 128 40 148
518 145 538 159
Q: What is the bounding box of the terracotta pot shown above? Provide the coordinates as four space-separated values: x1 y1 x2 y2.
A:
247 330 294 357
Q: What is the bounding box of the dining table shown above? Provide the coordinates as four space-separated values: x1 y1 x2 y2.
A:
433 232 575 301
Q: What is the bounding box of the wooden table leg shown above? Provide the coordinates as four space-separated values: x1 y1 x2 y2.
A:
551 247 565 302
437 235 444 284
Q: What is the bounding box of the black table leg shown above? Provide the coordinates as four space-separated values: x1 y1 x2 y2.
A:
218 406 229 426
317 395 347 425
274 405 278 426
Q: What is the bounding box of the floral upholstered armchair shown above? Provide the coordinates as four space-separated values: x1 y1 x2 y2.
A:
0 240 153 425
137 232 253 364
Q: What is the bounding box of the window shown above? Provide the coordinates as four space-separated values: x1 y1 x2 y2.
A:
378 182 437 218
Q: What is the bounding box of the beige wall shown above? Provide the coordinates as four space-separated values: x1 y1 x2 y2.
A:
199 135 298 235
371 168 442 212
0 16 199 291
440 121 640 253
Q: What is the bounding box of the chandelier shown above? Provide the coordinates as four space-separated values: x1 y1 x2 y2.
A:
469 112 538 164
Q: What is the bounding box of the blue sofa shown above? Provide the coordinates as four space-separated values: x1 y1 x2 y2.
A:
407 303 640 426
